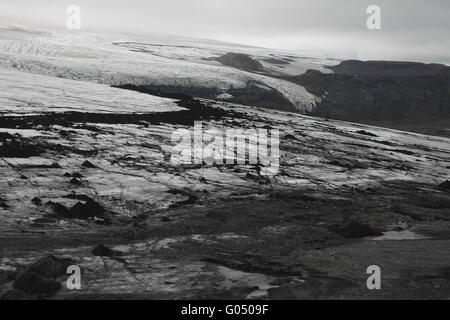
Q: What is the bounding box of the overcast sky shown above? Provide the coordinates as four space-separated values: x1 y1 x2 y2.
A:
1 0 449 63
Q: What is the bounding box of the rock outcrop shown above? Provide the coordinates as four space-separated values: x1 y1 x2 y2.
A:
216 52 264 72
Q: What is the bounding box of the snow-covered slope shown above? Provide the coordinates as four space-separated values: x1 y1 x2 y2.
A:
0 68 181 115
0 26 338 112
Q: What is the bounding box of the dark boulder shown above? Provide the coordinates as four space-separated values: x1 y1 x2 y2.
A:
0 198 8 210
31 197 42 205
81 160 97 168
27 255 74 278
69 177 83 186
47 201 69 216
48 197 106 220
437 180 450 191
11 255 74 298
68 199 106 220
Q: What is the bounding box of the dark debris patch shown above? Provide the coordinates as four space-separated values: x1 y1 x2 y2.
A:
0 132 14 140
31 197 42 206
65 193 96 202
329 220 383 238
13 272 61 298
0 198 9 210
9 256 74 299
0 96 249 130
0 133 87 159
270 191 322 202
68 199 106 220
81 160 97 168
201 256 308 278
355 130 378 137
91 245 123 257
64 172 83 178
26 255 74 278
48 196 108 221
392 149 415 156
0 270 16 287
69 177 83 186
0 138 43 158
328 159 369 170
245 172 271 185
167 189 200 207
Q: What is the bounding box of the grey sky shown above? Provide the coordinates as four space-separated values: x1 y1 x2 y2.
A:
1 0 449 63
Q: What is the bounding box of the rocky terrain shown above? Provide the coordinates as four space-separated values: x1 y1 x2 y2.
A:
0 24 449 300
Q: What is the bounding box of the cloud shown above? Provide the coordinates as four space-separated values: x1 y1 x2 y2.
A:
1 0 449 63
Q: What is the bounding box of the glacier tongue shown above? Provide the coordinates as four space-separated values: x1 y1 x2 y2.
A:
0 28 333 112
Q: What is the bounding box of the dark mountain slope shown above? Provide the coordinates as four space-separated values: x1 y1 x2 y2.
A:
286 61 450 130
